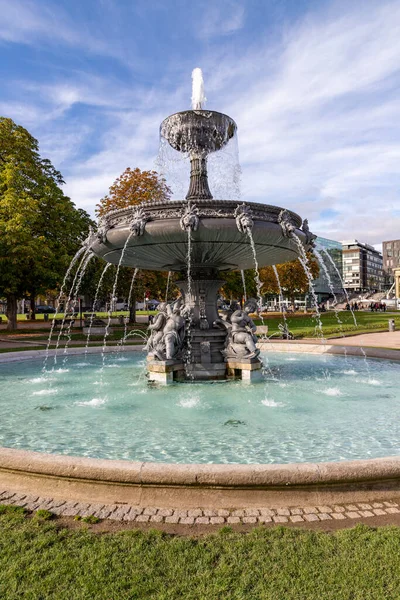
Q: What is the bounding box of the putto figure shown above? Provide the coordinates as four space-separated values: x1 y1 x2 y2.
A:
214 298 260 359
146 299 186 360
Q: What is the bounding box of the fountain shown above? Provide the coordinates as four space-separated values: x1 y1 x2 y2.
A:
2 70 400 515
89 69 317 383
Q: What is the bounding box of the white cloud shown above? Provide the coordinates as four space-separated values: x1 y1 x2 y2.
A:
197 1 245 39
0 0 125 59
3 0 400 245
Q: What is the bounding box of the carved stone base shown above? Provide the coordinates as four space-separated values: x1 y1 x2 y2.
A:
226 358 263 383
185 362 227 381
147 359 185 385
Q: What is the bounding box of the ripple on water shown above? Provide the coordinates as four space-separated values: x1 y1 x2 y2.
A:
178 396 200 408
321 388 343 397
29 377 55 384
75 398 107 407
32 389 58 396
261 398 285 407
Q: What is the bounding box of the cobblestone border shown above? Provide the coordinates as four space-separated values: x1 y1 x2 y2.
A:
1 490 399 525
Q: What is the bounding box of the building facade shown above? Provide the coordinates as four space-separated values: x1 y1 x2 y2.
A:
313 237 343 301
382 239 400 276
341 240 384 292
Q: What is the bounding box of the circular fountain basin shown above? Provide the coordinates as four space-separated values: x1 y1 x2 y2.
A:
1 347 400 508
1 351 399 465
90 200 307 271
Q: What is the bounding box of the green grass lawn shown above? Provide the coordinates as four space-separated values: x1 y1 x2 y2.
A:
255 311 400 339
0 507 400 599
1 310 399 341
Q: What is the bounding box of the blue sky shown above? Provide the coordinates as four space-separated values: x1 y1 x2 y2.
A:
1 0 400 245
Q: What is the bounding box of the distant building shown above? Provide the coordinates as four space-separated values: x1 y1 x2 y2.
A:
382 239 400 276
341 240 384 292
313 237 343 301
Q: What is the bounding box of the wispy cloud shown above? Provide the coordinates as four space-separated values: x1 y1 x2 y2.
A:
197 1 245 39
1 0 400 245
0 0 124 60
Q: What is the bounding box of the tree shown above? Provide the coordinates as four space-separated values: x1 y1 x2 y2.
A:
96 167 172 217
272 254 319 309
0 117 93 329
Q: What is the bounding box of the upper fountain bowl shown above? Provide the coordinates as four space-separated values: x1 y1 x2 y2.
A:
160 110 237 156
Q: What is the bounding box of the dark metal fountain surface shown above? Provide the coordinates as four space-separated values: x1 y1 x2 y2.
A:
89 199 309 272
89 69 316 383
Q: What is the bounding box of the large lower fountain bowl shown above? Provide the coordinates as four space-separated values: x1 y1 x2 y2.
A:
90 199 309 272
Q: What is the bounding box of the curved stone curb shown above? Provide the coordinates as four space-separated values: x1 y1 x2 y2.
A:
258 341 400 361
1 489 399 525
3 447 400 487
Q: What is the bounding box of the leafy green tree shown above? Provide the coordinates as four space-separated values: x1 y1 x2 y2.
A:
0 117 93 329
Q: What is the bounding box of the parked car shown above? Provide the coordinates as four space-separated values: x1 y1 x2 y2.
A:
35 305 57 314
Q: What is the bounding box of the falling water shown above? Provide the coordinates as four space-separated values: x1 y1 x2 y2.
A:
165 271 171 302
100 232 134 382
191 67 206 110
52 248 91 367
321 248 358 327
321 248 372 378
292 234 324 339
84 262 111 358
185 225 194 379
42 245 86 372
62 251 94 363
246 228 277 379
272 265 290 339
241 270 247 302
115 267 140 359
313 248 344 333
246 230 264 323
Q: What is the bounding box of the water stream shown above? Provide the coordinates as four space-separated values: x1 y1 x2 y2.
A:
313 248 344 332
42 245 86 373
272 265 290 339
52 248 91 368
99 232 134 388
320 248 371 378
61 251 94 364
321 248 358 327
185 217 194 379
165 270 171 302
292 234 324 339
241 270 247 302
84 262 111 358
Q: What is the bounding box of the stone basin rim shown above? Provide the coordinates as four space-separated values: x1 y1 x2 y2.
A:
100 198 303 227
2 446 400 489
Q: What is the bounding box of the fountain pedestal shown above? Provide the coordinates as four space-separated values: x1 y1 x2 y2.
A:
147 359 185 384
226 357 263 382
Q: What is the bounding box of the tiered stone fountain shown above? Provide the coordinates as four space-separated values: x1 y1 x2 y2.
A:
90 71 316 383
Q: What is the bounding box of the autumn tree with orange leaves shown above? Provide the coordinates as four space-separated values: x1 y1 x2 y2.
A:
96 167 171 217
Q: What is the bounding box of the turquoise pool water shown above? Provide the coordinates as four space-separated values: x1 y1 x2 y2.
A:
0 351 399 464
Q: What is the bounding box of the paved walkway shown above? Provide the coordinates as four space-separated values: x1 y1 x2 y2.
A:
1 489 399 525
327 330 400 349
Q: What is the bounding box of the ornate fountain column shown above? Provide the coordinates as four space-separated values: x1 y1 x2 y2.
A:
176 268 227 379
186 156 213 201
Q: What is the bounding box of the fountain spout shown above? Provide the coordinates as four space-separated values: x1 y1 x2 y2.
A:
191 68 206 110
